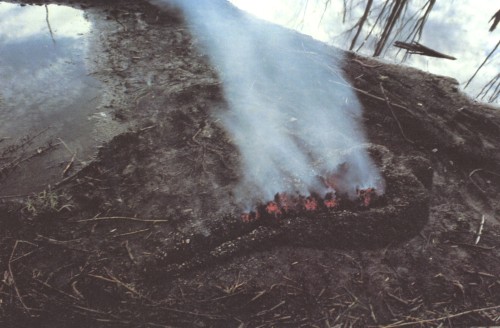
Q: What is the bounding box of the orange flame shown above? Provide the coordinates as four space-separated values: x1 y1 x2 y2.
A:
276 193 293 213
323 192 338 209
304 196 318 212
265 201 282 217
357 188 376 207
240 169 380 222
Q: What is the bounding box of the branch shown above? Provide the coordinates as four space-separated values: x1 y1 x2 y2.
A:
394 41 456 60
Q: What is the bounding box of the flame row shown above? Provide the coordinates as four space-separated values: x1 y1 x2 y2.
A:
241 188 377 222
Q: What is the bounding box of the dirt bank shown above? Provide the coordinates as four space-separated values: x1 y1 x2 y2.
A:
1 0 499 327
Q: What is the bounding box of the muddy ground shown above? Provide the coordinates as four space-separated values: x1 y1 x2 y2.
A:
1 0 500 327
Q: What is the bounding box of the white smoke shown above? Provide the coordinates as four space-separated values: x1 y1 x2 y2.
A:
153 0 384 207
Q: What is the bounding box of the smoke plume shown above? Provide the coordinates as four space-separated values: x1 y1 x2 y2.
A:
153 0 384 208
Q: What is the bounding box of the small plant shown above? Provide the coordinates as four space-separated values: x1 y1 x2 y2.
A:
216 272 246 295
24 187 73 217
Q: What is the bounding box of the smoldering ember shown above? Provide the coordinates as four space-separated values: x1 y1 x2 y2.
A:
0 0 499 327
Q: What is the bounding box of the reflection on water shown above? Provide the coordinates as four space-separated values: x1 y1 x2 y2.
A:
0 3 96 135
0 3 103 194
230 0 499 104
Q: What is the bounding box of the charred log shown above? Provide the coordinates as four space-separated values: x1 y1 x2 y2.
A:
146 145 431 279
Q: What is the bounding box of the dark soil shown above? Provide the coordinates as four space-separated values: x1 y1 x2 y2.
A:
1 0 499 327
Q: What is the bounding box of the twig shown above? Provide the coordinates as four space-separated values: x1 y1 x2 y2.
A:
11 249 38 263
45 5 55 44
71 281 85 300
453 243 495 251
0 193 29 200
104 268 153 302
54 167 85 188
155 305 224 320
87 273 116 283
469 169 487 193
57 137 81 165
192 128 202 145
139 125 156 132
386 292 410 305
370 303 378 324
380 83 415 144
55 138 73 155
468 168 500 193
342 287 368 310
381 304 500 327
124 240 136 263
352 58 383 68
8 240 31 313
329 80 412 112
72 304 107 314
256 300 286 316
62 153 76 177
36 234 81 245
1 143 58 173
475 215 486 245
33 278 81 301
114 228 150 237
76 216 169 224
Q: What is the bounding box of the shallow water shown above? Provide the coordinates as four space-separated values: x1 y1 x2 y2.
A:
0 3 116 195
0 3 98 136
230 0 499 104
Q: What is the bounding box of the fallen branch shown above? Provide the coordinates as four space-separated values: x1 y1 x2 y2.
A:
394 41 456 60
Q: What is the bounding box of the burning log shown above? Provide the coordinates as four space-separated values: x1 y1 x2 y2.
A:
242 185 382 222
240 156 387 222
149 145 432 279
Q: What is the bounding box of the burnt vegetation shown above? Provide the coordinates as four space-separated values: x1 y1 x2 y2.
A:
0 0 500 327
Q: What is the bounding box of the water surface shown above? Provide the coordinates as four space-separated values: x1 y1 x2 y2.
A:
0 3 111 195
